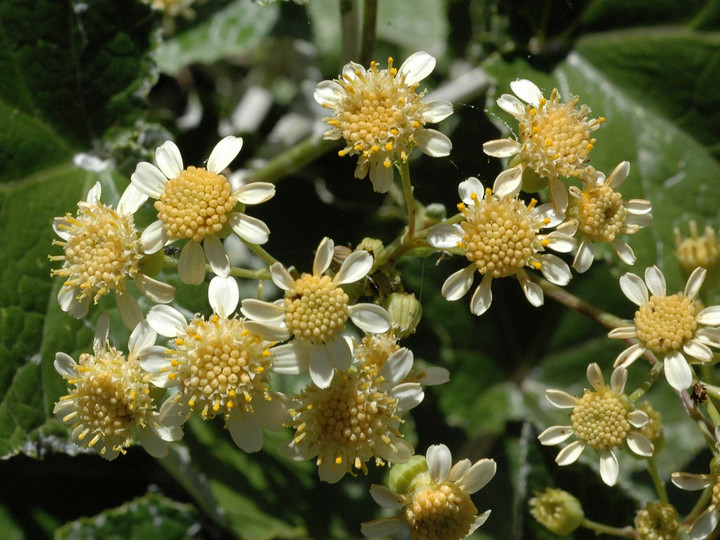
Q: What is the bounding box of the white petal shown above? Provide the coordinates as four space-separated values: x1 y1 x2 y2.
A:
334 250 372 285
542 232 576 254
314 80 344 106
128 320 156 357
664 350 693 391
244 320 290 342
627 409 649 428
314 237 334 276
415 128 452 157
421 100 453 123
619 272 648 306
545 389 578 409
469 511 491 533
147 305 186 337
318 459 347 484
368 160 395 193
178 240 206 285
537 425 574 446
66 293 90 320
233 182 275 205
448 459 471 483
116 291 143 330
688 507 720 540
94 313 110 351
496 93 525 117
376 437 413 464
470 275 493 316
458 459 497 494
134 273 175 304
155 141 183 179
627 432 654 457
207 136 243 174
697 327 720 348
685 267 707 300
610 366 627 394
510 78 543 106
493 165 523 199
117 183 148 215
671 472 713 491
208 275 239 317
309 348 335 388
140 220 169 254
349 303 391 333
420 366 450 386
204 235 231 277
54 352 77 378
441 264 476 301
614 343 646 368
326 337 353 372
684 339 714 363
645 266 666 297
555 440 585 466
612 239 636 265
360 518 404 538
458 176 484 205
132 162 167 198
398 51 435 85
426 444 452 484
482 138 520 158
369 485 406 509
538 254 572 286
698 306 720 326
392 383 424 410
599 449 619 486
586 362 604 391
625 198 653 214
270 263 295 290
241 298 285 321
269 343 308 374
573 238 595 273
608 326 636 339
229 212 270 245
253 395 289 431
378 348 413 384
548 177 568 215
227 412 263 453
518 270 543 307
138 347 172 374
426 223 463 249
138 428 168 458
85 182 102 204
606 161 630 189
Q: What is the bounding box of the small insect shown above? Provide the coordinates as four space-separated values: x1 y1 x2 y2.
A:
163 245 181 256
691 383 707 406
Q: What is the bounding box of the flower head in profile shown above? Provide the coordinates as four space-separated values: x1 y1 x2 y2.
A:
53 314 183 460
567 161 652 272
609 266 720 391
241 237 391 388
671 469 720 539
675 220 720 281
131 136 275 284
362 444 496 540
50 182 175 329
529 488 584 537
141 276 287 453
483 79 604 214
314 51 453 193
634 501 680 540
285 347 424 483
427 173 576 316
538 363 654 486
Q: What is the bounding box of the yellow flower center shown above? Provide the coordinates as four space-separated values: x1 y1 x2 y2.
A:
51 202 142 303
634 502 680 540
712 475 720 508
325 58 427 173
63 348 149 456
284 274 350 344
577 184 628 243
173 315 273 418
155 166 236 243
289 371 401 475
634 294 697 354
519 89 603 179
405 483 478 540
459 193 537 278
570 388 630 452
637 402 662 445
356 333 401 378
675 221 719 277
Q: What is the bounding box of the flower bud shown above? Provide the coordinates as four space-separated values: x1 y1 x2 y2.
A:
635 502 679 540
385 292 422 337
388 455 430 495
674 221 719 286
529 488 584 536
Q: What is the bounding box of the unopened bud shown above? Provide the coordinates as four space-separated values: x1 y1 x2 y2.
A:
529 488 584 536
385 292 422 337
388 455 430 495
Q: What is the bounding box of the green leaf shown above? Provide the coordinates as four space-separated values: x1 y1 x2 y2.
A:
154 0 280 76
377 0 448 57
54 492 202 540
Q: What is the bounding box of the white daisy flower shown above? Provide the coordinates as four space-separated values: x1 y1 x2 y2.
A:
609 266 720 392
141 275 287 453
53 314 184 460
241 237 391 388
131 136 275 284
427 172 576 316
285 347 424 483
567 161 652 272
483 78 604 214
362 444 496 539
50 182 175 329
314 51 453 193
538 363 654 486
671 470 720 539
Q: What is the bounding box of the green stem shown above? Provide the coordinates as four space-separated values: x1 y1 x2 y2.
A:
647 456 669 504
359 0 378 66
535 277 627 330
581 517 635 537
399 161 416 239
245 137 338 185
164 254 270 281
704 395 720 428
242 241 279 267
339 0 359 63
629 360 664 402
